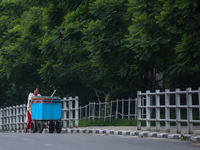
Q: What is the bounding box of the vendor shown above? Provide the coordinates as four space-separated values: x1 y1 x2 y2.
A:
25 86 41 132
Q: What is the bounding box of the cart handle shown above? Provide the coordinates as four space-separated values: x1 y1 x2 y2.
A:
51 90 56 97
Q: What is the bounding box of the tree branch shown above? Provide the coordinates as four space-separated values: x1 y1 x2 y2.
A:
95 91 101 103
78 75 107 97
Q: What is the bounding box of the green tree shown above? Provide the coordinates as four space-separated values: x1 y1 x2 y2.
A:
156 0 200 88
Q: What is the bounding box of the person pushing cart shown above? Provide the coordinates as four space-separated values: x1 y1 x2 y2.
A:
25 86 41 133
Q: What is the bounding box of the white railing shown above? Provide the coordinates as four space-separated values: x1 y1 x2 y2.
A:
62 96 79 128
79 98 137 121
0 105 27 131
0 96 79 131
137 88 200 134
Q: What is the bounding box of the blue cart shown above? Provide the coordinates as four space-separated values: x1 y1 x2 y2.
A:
30 96 62 133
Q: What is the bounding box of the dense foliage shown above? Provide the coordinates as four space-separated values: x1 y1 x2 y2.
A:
0 0 200 107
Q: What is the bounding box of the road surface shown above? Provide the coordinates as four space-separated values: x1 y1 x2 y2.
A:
0 133 199 150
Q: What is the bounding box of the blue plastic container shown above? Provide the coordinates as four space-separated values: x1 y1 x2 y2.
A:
31 96 62 120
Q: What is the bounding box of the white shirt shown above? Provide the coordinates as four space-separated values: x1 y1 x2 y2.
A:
27 93 41 113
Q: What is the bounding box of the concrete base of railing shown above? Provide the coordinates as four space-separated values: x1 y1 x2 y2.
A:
1 128 200 143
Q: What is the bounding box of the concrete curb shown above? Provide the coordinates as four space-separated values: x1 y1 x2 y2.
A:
61 128 200 143
1 128 200 143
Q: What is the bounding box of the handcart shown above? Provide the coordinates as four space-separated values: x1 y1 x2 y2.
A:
30 96 62 133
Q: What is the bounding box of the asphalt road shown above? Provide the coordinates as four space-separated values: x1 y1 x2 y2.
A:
0 133 200 150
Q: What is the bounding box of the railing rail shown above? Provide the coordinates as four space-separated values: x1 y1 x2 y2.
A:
78 98 138 121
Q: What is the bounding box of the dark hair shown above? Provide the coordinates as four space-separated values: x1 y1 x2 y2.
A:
32 86 39 93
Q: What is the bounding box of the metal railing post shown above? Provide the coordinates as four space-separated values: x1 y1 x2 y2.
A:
13 106 16 131
93 102 95 121
116 99 118 120
128 98 130 120
0 109 2 131
122 99 124 120
3 108 6 131
137 91 141 130
75 96 79 128
165 89 170 132
89 102 90 121
20 105 23 130
62 97 67 128
9 106 12 131
99 102 101 120
85 105 87 119
104 103 107 122
69 97 73 128
16 105 19 130
110 101 112 121
23 104 26 129
186 88 193 134
6 107 9 131
146 90 151 130
156 90 160 132
176 89 181 133
198 88 200 122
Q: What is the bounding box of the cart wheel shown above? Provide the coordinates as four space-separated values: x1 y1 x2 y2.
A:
49 121 55 133
56 122 62 133
37 121 44 133
30 121 37 133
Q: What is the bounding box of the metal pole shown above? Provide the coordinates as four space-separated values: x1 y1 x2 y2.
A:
176 89 181 133
0 109 2 131
3 108 6 131
198 88 200 123
6 107 9 131
9 107 12 131
85 105 87 119
13 106 16 131
99 102 101 120
110 101 112 121
137 91 142 130
186 88 193 134
128 98 130 120
63 97 67 128
165 89 170 132
23 104 26 130
93 102 95 121
122 99 124 120
16 105 19 130
146 91 151 130
156 90 160 132
75 96 79 128
89 102 90 121
69 97 73 128
20 105 23 130
116 99 118 120
104 103 107 122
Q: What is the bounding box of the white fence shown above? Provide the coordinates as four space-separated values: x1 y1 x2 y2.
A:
0 96 79 131
1 88 200 134
62 96 79 128
79 98 137 121
137 88 200 134
0 105 27 131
